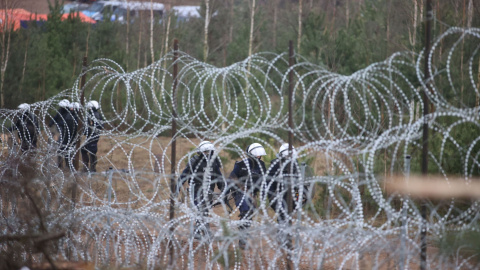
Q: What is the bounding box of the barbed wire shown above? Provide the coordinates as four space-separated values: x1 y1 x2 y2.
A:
1 27 480 269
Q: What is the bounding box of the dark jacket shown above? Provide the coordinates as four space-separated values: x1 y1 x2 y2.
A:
63 109 78 145
84 108 103 144
229 157 266 195
49 108 78 145
178 151 223 194
48 107 69 129
9 111 39 151
266 158 308 205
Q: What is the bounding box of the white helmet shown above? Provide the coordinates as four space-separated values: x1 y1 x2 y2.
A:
247 143 266 157
17 103 30 111
58 99 70 108
71 102 81 110
86 100 99 110
278 143 297 158
198 141 215 152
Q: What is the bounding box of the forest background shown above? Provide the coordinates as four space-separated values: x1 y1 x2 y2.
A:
1 0 478 109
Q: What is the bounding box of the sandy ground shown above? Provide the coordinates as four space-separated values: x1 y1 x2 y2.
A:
1 132 449 269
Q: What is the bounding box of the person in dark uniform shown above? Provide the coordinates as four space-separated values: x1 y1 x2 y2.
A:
64 101 80 170
266 143 308 225
81 100 103 172
48 99 70 131
266 143 308 249
177 141 223 239
49 99 70 168
8 103 39 153
71 102 82 120
229 142 267 249
48 99 78 170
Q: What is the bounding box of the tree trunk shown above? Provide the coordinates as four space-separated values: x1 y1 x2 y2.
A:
223 0 234 67
126 5 130 72
85 24 90 58
42 68 46 101
297 0 303 51
229 0 234 43
137 11 143 70
272 0 277 49
476 56 480 108
419 0 424 27
150 0 158 104
331 0 336 32
72 43 77 78
246 0 256 99
386 0 391 56
19 33 29 95
467 0 473 28
116 83 121 112
160 14 171 99
346 0 349 28
203 0 210 62
164 15 171 64
248 0 256 65
0 4 13 108
461 0 465 103
150 0 155 65
409 0 418 47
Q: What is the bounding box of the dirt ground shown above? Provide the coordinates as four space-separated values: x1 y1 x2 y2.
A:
1 132 450 269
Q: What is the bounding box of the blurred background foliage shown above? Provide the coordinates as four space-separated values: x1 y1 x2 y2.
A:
2 0 478 108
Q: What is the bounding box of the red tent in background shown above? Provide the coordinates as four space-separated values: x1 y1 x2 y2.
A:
61 12 96 24
0 9 95 31
0 8 34 30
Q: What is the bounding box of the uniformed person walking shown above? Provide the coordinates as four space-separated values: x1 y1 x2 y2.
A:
49 99 75 169
177 141 223 239
81 100 103 172
229 142 267 249
8 103 39 153
266 143 308 225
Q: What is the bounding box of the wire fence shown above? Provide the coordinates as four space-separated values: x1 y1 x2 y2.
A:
1 27 480 269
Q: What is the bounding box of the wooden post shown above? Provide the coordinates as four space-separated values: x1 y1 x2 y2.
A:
68 56 87 261
73 56 88 171
168 38 179 267
421 0 432 269
286 39 294 270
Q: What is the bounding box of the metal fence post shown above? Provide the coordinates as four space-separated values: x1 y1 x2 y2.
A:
421 0 433 269
286 39 295 270
168 38 179 268
106 167 113 264
400 155 411 270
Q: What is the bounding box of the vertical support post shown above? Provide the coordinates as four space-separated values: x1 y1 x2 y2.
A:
299 163 306 218
286 39 294 270
168 38 179 267
106 167 113 263
421 1 432 269
107 168 113 210
68 56 87 261
287 40 294 217
295 162 306 255
400 155 411 270
73 56 88 172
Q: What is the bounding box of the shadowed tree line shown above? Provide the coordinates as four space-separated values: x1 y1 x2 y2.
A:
0 0 477 108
